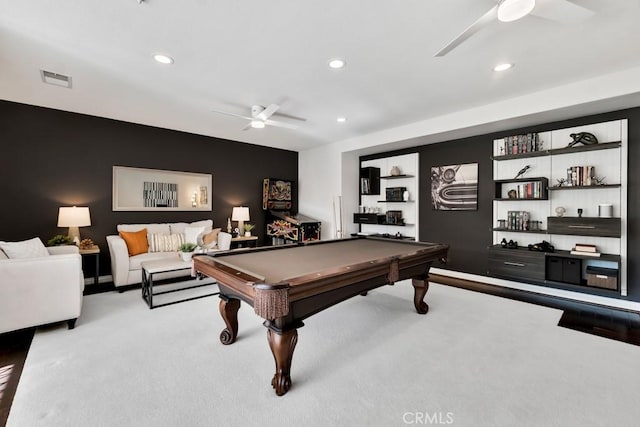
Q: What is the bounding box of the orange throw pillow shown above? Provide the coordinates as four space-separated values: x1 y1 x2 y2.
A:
119 228 149 256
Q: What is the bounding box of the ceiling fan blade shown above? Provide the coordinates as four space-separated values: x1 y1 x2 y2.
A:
256 103 280 121
434 5 498 57
531 0 594 23
211 109 253 121
265 119 298 130
242 123 253 131
273 111 307 122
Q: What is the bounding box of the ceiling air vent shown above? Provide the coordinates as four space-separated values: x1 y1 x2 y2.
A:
40 70 72 88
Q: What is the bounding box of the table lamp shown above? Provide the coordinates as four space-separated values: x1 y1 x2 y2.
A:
231 206 250 236
58 206 91 245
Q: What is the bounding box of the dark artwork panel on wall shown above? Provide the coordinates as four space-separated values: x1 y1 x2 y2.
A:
0 100 298 279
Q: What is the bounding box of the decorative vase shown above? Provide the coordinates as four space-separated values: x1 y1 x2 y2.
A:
390 166 401 176
180 251 193 262
403 190 409 201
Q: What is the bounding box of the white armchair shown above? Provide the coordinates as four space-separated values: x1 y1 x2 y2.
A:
0 245 84 334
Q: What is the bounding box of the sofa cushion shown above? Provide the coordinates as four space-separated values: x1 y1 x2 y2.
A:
118 223 171 235
148 233 184 252
119 229 149 256
129 251 181 271
0 237 50 259
170 220 213 235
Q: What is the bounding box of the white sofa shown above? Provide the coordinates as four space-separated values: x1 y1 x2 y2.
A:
106 220 231 289
0 245 84 334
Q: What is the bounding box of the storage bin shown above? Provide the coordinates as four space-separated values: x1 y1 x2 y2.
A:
586 266 618 290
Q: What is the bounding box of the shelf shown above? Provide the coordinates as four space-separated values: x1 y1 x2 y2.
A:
494 197 548 201
548 184 621 191
492 141 621 161
548 249 620 263
377 200 412 203
494 177 549 200
493 228 547 234
380 174 414 179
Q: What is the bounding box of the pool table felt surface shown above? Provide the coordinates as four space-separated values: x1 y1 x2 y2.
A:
206 238 446 284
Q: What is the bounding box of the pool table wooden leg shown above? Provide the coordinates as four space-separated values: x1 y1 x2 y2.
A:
267 328 298 396
412 276 430 314
219 297 240 345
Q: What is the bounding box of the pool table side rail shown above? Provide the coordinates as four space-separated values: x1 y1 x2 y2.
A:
193 243 448 317
284 243 449 302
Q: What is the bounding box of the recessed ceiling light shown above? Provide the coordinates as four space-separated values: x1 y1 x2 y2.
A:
494 63 513 72
337 117 347 123
250 120 265 129
328 58 346 69
153 54 174 64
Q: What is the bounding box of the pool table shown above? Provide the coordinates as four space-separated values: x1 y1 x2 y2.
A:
193 236 449 396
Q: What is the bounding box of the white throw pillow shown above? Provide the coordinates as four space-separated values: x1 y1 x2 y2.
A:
148 233 185 252
0 237 50 259
184 226 205 245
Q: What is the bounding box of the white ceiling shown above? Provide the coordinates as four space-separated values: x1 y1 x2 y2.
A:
1 0 640 152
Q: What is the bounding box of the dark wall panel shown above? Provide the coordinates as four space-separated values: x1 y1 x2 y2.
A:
363 107 640 302
0 100 297 276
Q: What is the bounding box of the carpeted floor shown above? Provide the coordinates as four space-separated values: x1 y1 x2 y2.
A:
7 282 640 427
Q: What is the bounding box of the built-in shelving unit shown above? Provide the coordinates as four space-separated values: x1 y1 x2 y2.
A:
357 153 419 240
490 119 627 297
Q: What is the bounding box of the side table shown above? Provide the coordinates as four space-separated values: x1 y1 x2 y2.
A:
79 246 100 285
230 235 258 249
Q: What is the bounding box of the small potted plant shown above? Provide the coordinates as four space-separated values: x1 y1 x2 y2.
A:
179 242 198 262
243 223 256 237
47 234 73 246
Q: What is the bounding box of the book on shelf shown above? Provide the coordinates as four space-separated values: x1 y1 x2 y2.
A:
570 249 601 257
499 133 541 156
574 243 597 253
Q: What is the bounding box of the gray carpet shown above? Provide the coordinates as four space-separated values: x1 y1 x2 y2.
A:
7 282 640 427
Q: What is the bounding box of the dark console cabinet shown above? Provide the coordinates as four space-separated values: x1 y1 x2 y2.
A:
488 246 620 294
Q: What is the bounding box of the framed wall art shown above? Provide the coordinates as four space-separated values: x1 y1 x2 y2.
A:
112 166 212 211
431 163 478 210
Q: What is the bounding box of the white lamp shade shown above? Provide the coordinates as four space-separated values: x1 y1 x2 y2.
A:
232 206 250 222
57 206 91 227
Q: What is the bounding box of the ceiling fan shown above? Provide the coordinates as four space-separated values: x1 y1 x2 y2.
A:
211 104 306 131
434 0 594 57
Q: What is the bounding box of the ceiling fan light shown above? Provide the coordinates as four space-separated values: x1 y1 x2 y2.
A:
497 0 535 22
250 120 265 129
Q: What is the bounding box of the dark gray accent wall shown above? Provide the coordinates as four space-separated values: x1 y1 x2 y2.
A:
362 107 640 302
0 100 298 277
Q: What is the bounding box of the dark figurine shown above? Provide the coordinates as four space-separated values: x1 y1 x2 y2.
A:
514 165 530 179
528 240 555 252
578 208 583 218
568 132 598 147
